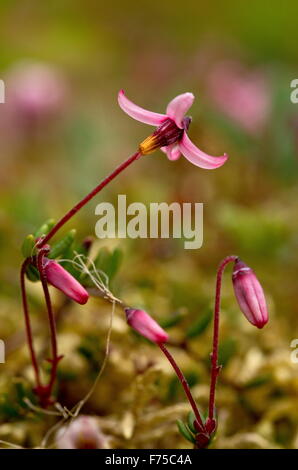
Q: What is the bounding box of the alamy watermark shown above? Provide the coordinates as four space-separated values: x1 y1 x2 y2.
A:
0 340 5 363
290 79 298 103
0 80 5 103
95 195 203 249
290 339 298 363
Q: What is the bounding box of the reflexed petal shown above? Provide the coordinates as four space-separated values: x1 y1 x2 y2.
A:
118 90 167 126
161 144 181 161
179 132 228 169
166 92 194 128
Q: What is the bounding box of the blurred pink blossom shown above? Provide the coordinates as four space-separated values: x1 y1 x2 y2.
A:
56 416 107 449
6 61 66 126
207 61 271 135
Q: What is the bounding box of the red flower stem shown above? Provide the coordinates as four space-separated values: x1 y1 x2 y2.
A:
208 255 237 421
158 342 205 432
39 151 142 248
37 250 59 398
20 259 41 387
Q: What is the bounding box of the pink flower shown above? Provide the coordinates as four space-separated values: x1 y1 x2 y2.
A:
232 258 269 329
207 61 271 135
7 61 66 125
56 416 107 449
125 308 169 344
44 259 89 305
118 90 228 169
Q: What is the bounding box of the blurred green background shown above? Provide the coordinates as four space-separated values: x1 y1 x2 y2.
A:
0 0 298 449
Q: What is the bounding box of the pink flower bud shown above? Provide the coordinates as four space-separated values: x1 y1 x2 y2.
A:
125 308 169 344
56 416 107 449
232 259 269 329
44 259 89 305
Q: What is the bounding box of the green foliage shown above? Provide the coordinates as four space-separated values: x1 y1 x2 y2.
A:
25 264 40 282
244 374 272 389
77 335 104 374
93 247 123 282
34 219 56 238
21 234 36 258
0 380 37 421
176 419 196 444
159 312 184 329
48 229 76 259
186 310 212 338
218 204 289 257
187 411 197 433
218 338 237 366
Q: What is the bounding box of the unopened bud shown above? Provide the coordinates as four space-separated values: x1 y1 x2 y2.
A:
44 258 89 305
125 308 168 344
232 258 269 329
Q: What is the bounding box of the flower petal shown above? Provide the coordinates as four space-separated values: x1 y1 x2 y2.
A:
166 92 194 128
179 132 228 169
161 144 181 161
118 90 167 126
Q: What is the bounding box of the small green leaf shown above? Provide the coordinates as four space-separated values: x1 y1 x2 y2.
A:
93 246 123 282
165 377 180 402
94 247 110 272
244 374 272 389
60 246 78 278
176 420 195 444
160 313 184 329
187 411 197 433
218 338 237 366
188 409 207 432
14 379 36 409
0 394 20 419
25 264 40 282
186 310 212 338
106 247 123 280
21 234 36 258
34 218 55 238
48 229 76 259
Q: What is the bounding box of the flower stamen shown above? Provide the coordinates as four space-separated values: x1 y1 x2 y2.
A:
139 118 184 155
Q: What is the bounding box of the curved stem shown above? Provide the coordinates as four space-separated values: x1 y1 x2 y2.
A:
37 251 58 360
20 259 41 387
208 255 237 420
159 342 205 432
37 250 60 401
20 150 141 405
39 151 141 247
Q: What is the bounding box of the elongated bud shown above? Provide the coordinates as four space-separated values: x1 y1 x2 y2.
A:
232 259 268 329
125 308 169 343
43 259 89 305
